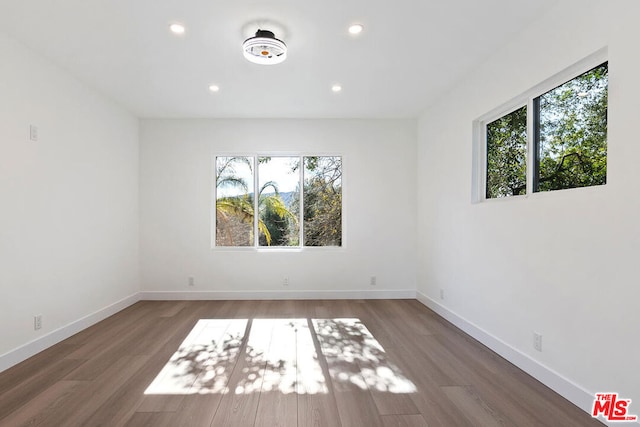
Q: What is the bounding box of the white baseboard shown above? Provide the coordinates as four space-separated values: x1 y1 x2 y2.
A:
140 289 416 300
415 291 600 417
0 293 140 373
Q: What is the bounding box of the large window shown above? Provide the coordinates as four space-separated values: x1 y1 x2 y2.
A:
215 156 342 248
476 54 608 201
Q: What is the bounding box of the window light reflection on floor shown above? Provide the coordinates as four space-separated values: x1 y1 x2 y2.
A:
144 318 416 396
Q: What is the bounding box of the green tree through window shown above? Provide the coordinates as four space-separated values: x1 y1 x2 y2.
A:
482 60 607 200
486 106 527 198
535 63 608 191
215 156 254 246
302 156 342 246
258 156 299 247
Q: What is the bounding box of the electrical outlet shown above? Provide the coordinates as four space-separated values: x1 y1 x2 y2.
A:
283 277 289 287
440 288 445 300
34 315 42 330
188 277 195 286
29 125 38 142
370 276 377 286
533 332 542 352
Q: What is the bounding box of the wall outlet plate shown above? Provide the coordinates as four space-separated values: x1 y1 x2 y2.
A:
533 332 542 352
34 315 42 330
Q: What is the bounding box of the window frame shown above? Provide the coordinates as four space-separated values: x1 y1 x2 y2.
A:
472 48 608 203
212 152 344 251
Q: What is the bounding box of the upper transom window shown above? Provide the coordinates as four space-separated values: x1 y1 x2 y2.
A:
475 53 608 201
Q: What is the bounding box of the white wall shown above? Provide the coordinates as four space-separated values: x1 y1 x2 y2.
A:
417 0 639 412
140 119 416 298
0 33 139 361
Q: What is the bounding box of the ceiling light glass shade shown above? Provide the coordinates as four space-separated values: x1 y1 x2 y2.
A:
243 30 287 65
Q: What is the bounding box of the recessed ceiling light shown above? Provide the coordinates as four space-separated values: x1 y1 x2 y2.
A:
169 23 186 35
348 24 364 35
209 85 220 92
332 84 342 93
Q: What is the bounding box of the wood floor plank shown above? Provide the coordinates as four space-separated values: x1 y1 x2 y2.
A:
0 357 86 421
12 355 149 427
370 304 475 385
79 353 174 427
189 299 229 320
505 368 601 427
425 333 544 426
136 318 216 412
0 343 77 396
345 321 419 416
313 318 383 427
385 347 476 427
158 300 188 317
157 319 251 427
0 380 85 426
63 314 161 380
122 411 176 427
137 317 240 412
254 319 298 427
63 302 156 359
82 305 212 426
0 300 605 427
361 302 467 387
380 414 429 427
209 318 274 426
442 385 508 427
297 318 342 427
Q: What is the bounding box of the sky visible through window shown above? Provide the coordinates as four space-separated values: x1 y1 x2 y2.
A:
259 157 300 194
216 157 300 198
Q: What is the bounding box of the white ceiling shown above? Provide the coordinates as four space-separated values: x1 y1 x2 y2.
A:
0 0 557 118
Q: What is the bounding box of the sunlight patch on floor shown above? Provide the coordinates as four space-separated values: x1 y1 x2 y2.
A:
144 318 247 395
313 318 417 394
144 317 416 396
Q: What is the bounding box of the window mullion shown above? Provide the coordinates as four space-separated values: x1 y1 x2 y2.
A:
527 97 535 195
254 155 259 247
299 156 304 247
532 97 541 193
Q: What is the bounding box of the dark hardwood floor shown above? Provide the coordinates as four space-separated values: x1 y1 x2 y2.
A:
0 300 603 426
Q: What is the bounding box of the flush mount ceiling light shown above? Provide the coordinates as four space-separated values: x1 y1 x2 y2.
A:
242 29 287 65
